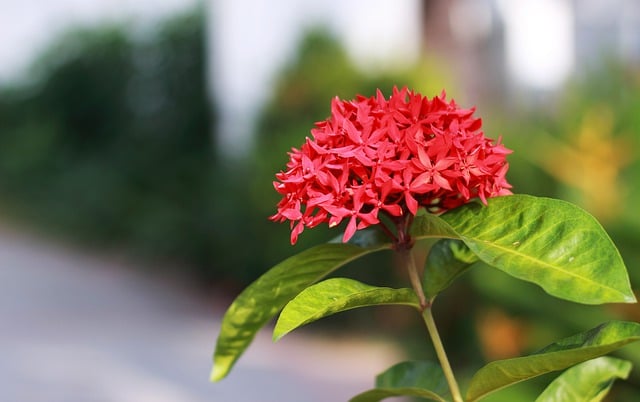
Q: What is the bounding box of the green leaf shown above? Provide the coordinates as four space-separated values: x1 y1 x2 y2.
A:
211 234 391 381
423 239 478 299
330 225 390 248
466 320 640 402
350 388 447 402
274 278 419 341
350 361 449 402
535 356 632 402
420 194 635 305
410 210 461 240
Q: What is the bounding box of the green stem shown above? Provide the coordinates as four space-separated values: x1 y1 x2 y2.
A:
404 249 463 402
405 250 428 309
422 307 464 402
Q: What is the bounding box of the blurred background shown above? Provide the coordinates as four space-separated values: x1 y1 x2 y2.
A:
2 0 640 401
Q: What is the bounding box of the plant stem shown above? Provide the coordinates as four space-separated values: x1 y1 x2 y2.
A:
422 307 464 402
404 249 463 402
404 250 428 309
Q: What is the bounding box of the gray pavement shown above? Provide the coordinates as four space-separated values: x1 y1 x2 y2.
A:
0 225 402 402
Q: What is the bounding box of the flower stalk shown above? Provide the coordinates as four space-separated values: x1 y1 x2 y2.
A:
422 307 464 402
404 248 463 402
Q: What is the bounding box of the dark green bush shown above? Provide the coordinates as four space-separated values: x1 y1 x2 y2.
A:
0 12 227 281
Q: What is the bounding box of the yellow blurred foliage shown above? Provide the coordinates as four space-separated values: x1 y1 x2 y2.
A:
529 106 634 222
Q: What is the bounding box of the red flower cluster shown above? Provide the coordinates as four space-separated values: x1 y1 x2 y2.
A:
271 87 512 244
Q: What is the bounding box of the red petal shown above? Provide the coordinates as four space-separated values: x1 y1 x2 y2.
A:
342 216 358 243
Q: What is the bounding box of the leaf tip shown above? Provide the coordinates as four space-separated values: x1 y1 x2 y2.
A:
624 293 637 304
210 364 227 382
272 326 289 342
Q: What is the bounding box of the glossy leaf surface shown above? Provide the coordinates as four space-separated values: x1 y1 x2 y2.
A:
420 195 635 305
466 321 640 401
535 356 632 402
211 235 390 381
350 361 449 402
274 278 418 341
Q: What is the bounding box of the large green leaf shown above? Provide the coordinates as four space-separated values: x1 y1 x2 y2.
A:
423 239 478 299
535 356 632 402
466 321 640 401
419 195 635 305
350 361 449 402
274 278 419 341
211 233 391 381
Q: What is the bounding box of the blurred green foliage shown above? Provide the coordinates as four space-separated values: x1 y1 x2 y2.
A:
475 63 640 400
0 11 224 280
0 17 451 288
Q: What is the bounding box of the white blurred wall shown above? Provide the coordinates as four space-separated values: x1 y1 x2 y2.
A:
0 0 196 84
207 0 422 157
497 0 574 91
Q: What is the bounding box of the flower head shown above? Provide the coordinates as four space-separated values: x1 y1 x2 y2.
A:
271 87 512 244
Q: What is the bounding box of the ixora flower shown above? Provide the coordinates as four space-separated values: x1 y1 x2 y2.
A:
270 87 512 245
